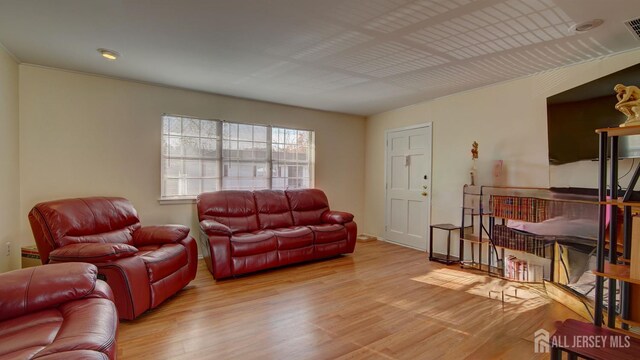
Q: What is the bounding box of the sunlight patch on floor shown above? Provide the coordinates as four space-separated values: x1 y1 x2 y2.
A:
411 268 486 290
411 268 551 313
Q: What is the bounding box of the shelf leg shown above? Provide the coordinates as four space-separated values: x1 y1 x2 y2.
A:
479 240 482 272
459 206 464 268
429 225 434 261
471 243 475 265
621 206 632 330
594 131 607 327
501 247 505 277
489 216 495 275
607 135 619 329
446 230 451 260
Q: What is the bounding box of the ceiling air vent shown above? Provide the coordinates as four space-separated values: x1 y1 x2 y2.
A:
624 18 640 40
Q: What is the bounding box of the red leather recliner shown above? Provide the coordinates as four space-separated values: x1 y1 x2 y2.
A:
28 197 198 320
0 263 118 359
197 188 356 279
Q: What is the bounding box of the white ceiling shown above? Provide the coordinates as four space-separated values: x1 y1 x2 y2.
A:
0 0 639 116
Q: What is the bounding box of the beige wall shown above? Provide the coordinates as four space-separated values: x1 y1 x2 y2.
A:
0 45 20 272
364 48 640 255
18 65 365 261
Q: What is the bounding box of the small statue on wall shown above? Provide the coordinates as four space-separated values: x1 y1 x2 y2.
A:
614 83 640 126
470 141 478 186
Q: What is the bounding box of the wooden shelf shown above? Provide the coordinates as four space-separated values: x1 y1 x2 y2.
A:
460 234 487 244
429 252 460 265
462 208 492 216
490 243 549 255
605 239 625 254
599 199 640 207
431 223 460 231
593 263 640 285
617 316 640 328
551 319 640 358
595 125 640 137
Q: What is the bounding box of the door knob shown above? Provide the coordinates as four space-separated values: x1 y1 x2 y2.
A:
421 191 428 197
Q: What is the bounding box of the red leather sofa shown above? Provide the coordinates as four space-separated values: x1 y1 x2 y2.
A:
0 263 118 360
28 197 198 320
197 188 356 279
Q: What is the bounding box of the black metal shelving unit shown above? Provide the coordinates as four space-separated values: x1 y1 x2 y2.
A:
593 125 640 329
459 185 556 282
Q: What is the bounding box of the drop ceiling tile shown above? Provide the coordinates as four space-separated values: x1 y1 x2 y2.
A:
1 0 639 115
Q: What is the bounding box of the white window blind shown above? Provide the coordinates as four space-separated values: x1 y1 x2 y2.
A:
161 115 314 199
161 116 221 199
222 123 269 190
271 127 313 190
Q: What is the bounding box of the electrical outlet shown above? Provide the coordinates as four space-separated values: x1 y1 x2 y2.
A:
5 242 10 256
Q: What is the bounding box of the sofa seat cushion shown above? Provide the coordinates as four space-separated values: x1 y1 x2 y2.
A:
0 298 117 359
272 226 313 250
36 350 111 359
138 244 188 282
0 309 61 358
308 224 347 244
230 231 276 257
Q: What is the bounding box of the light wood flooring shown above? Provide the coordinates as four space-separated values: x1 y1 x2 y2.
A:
118 240 584 359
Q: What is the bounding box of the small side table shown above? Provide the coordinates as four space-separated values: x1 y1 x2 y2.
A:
429 223 461 265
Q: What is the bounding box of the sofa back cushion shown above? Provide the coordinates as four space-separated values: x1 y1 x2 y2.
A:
197 190 259 234
285 189 329 226
0 263 98 322
30 197 141 248
253 190 294 229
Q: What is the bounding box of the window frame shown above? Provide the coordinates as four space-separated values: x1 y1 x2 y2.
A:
159 114 315 203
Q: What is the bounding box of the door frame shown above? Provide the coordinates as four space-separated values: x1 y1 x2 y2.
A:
383 122 433 251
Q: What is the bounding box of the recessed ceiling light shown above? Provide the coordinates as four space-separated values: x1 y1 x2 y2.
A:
570 19 604 33
98 48 120 60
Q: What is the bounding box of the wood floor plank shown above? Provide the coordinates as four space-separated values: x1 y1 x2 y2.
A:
117 240 584 359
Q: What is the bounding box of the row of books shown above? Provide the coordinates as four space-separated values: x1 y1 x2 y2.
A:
504 255 544 282
490 195 549 223
491 224 548 257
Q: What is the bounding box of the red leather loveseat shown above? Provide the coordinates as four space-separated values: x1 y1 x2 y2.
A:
197 188 356 279
28 197 198 320
0 263 118 360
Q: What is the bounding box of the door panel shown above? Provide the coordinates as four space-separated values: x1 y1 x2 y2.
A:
391 156 407 189
409 134 426 149
385 125 432 251
407 200 424 237
391 136 408 151
409 154 426 190
389 198 406 234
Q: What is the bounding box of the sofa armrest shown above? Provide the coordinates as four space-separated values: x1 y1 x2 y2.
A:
0 263 99 322
49 243 138 263
321 210 354 224
133 225 190 246
200 219 232 236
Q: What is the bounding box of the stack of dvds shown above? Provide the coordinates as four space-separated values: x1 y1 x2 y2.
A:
490 195 549 222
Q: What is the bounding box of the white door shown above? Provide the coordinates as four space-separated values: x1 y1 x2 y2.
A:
385 124 432 251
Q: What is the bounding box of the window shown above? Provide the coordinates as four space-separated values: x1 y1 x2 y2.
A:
161 115 314 199
271 127 313 190
161 116 220 198
222 123 269 190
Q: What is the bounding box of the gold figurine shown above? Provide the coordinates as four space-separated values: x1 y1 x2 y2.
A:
614 84 640 127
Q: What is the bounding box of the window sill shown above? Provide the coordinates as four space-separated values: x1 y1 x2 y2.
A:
158 198 196 205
